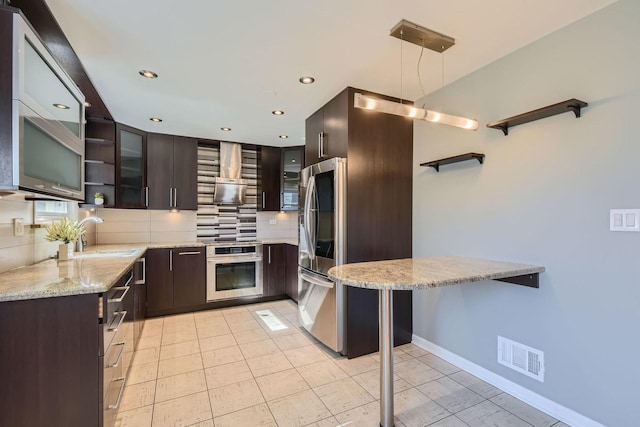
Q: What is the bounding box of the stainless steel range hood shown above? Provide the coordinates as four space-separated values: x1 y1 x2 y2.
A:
213 142 246 204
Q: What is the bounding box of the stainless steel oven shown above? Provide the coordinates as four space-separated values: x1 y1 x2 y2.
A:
206 243 263 301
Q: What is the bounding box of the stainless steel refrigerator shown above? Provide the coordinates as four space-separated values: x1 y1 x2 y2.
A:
298 157 347 354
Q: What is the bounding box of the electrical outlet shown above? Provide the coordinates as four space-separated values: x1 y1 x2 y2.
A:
269 219 277 225
13 218 24 236
610 209 640 232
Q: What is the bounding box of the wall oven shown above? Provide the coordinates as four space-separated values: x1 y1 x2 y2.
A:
206 243 263 301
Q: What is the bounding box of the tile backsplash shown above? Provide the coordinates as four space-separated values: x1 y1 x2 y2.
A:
89 208 197 245
0 194 76 273
0 195 296 274
256 211 297 240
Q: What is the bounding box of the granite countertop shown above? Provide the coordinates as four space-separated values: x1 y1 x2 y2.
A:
327 256 545 290
0 239 299 303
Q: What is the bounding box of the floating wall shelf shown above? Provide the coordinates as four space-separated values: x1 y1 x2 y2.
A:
420 153 485 172
487 98 588 136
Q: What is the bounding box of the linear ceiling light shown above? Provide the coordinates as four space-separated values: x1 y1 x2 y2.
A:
357 19 478 131
354 93 478 130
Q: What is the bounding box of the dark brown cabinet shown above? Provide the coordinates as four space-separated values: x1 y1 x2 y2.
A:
258 146 282 211
83 117 116 208
284 244 299 302
147 133 198 210
281 147 304 211
146 248 173 313
0 294 101 427
305 86 413 358
263 244 286 297
173 248 207 308
259 145 305 211
133 256 147 350
115 123 147 209
305 91 348 167
146 247 206 315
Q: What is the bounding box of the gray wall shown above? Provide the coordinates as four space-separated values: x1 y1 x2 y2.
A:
412 1 639 425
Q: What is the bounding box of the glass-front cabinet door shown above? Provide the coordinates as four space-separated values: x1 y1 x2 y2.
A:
116 124 147 208
281 146 303 211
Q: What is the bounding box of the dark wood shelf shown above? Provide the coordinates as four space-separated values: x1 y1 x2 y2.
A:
79 203 114 209
487 98 588 136
420 153 485 172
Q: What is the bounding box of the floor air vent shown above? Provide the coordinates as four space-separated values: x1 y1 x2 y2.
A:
498 336 545 382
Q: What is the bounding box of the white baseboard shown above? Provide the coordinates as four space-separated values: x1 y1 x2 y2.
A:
411 334 605 427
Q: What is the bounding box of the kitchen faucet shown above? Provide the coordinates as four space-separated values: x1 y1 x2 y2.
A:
76 216 104 252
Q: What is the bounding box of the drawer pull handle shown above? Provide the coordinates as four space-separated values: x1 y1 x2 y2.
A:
135 257 146 285
178 251 201 255
108 286 130 304
108 342 126 368
108 377 126 410
108 310 127 332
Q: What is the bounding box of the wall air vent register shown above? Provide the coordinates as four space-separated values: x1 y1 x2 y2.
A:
498 336 545 382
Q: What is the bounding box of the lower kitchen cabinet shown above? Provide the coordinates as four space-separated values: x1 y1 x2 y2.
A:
133 255 147 350
285 244 299 302
263 243 286 297
0 266 138 427
146 247 206 315
0 294 100 427
173 248 206 308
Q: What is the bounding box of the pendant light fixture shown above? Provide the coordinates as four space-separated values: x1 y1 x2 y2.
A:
354 19 478 131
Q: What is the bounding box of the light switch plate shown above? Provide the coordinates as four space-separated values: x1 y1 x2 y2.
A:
610 209 640 232
13 218 24 236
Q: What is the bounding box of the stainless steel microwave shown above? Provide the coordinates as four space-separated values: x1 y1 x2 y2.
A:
0 10 85 201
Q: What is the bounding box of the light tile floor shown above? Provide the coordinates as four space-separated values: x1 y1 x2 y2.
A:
115 300 566 427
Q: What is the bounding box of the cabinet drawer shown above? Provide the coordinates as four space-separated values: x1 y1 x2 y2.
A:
102 269 133 352
103 373 126 427
103 341 125 399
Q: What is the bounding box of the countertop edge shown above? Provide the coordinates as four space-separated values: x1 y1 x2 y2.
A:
327 256 545 290
0 239 299 303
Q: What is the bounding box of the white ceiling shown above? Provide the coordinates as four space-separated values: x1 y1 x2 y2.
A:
45 0 616 147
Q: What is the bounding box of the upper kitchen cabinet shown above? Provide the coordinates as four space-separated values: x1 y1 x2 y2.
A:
258 146 281 211
147 133 198 210
259 145 305 211
115 123 147 209
83 117 116 207
305 90 348 166
281 147 304 211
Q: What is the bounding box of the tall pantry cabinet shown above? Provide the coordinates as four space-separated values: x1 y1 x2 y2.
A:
305 87 413 358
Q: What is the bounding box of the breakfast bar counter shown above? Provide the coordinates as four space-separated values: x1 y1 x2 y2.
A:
328 255 545 427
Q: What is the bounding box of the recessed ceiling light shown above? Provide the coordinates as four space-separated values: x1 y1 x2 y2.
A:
299 76 315 84
291 159 296 163
279 135 288 139
84 101 92 108
53 103 69 109
272 110 284 116
221 127 231 131
139 69 158 79
150 117 163 122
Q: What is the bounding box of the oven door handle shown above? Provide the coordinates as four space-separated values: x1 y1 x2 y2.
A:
300 270 334 289
207 256 263 264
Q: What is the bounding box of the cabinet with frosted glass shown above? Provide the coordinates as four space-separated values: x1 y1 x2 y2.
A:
115 123 147 209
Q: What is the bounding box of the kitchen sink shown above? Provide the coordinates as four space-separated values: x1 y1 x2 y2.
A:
76 249 138 258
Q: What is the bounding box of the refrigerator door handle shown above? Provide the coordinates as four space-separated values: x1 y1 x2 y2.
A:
304 175 316 259
300 270 334 289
